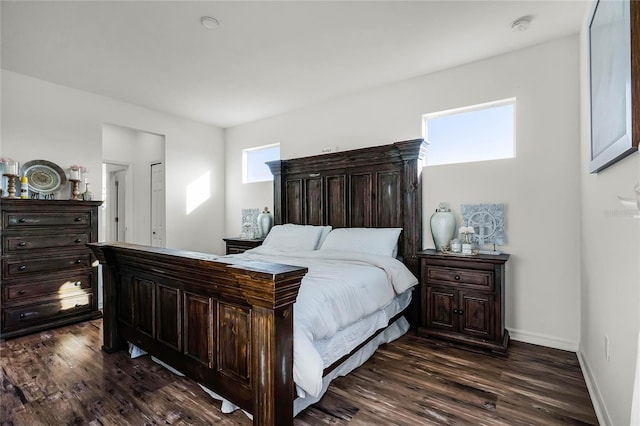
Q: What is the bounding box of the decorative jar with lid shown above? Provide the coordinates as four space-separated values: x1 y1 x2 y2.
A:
430 202 456 252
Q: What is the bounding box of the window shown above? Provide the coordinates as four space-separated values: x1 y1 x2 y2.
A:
243 143 280 183
422 98 515 166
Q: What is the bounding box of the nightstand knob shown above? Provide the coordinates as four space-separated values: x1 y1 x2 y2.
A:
454 274 461 280
75 238 82 243
75 259 83 264
74 217 83 222
17 241 27 247
18 265 27 271
18 290 26 295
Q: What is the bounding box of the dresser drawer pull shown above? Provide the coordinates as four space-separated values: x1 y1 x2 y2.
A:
75 259 83 264
74 238 83 243
453 309 464 315
75 281 81 286
17 241 27 247
454 274 461 280
19 313 25 319
18 265 27 271
74 217 83 222
18 290 26 295
18 218 27 223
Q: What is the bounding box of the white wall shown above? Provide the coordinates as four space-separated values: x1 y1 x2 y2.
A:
1 70 226 254
226 36 582 351
577 3 640 424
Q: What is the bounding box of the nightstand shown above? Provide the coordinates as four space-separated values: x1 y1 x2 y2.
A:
223 237 264 254
416 249 510 354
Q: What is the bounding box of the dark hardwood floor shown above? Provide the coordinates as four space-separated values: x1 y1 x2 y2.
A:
0 319 598 425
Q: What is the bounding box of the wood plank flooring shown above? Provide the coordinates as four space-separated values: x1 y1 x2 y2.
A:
0 319 598 425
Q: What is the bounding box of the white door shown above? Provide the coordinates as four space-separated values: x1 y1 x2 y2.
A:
151 162 165 247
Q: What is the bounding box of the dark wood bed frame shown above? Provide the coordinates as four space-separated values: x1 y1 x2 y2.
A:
89 139 425 425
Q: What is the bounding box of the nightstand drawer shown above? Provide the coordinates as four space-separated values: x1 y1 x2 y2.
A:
223 237 264 254
426 266 493 289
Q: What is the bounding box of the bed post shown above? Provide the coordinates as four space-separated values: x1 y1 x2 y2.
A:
394 139 426 278
90 243 125 353
231 265 304 426
267 160 284 225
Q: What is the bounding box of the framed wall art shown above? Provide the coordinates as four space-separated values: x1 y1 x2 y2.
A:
588 0 639 173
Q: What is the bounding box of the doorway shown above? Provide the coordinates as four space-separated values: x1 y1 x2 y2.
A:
102 162 130 242
102 123 165 245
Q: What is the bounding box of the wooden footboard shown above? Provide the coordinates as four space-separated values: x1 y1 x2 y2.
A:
88 242 307 426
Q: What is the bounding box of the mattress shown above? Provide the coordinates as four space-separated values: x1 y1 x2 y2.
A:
230 248 418 397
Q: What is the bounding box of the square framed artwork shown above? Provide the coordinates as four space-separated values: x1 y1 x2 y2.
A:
588 0 639 173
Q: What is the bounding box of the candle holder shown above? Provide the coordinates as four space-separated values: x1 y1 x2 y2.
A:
69 179 81 200
3 174 18 199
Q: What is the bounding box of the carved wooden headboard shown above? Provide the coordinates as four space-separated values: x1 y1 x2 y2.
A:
267 139 425 276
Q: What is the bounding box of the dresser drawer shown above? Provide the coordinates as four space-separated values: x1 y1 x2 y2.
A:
2 293 93 329
3 211 91 228
426 266 493 290
2 232 90 253
2 273 92 304
2 253 92 280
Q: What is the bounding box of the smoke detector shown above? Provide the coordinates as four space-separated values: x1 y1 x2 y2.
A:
511 16 532 32
200 16 220 30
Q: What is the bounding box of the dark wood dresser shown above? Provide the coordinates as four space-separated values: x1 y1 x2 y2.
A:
1 199 103 339
223 237 264 254
417 249 510 354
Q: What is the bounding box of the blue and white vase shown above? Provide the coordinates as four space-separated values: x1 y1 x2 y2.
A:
430 203 456 251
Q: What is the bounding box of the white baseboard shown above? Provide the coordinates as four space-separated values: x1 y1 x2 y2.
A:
577 348 610 426
509 328 579 352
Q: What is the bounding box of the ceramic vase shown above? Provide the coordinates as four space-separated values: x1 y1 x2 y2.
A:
430 203 456 251
257 207 274 238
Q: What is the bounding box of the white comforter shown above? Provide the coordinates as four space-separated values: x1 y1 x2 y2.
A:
234 247 418 397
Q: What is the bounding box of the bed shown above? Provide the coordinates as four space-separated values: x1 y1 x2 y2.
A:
88 138 425 425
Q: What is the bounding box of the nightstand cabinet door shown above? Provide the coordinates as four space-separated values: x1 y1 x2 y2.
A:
418 250 509 355
460 290 494 339
426 286 456 330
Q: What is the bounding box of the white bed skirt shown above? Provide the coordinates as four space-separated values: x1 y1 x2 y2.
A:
128 316 409 418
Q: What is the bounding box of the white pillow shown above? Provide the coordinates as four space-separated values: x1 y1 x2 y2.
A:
319 228 402 257
262 224 325 251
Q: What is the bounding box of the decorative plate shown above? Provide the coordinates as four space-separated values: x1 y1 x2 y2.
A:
20 160 67 194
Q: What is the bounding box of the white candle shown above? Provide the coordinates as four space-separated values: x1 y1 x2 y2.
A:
70 169 80 180
6 161 18 175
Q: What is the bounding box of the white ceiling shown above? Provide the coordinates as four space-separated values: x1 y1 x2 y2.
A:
1 1 589 129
